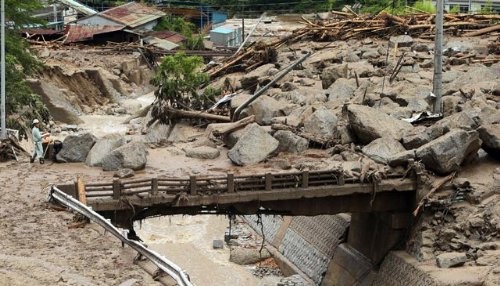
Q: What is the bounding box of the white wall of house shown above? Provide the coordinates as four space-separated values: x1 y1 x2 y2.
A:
77 15 121 26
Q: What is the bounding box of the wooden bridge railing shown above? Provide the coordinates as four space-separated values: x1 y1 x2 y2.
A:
83 170 402 200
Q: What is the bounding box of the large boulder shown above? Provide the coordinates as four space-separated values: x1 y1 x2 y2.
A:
273 130 309 153
228 123 279 165
245 95 285 125
240 63 275 92
402 125 447 150
326 78 357 103
478 124 500 159
101 142 148 171
346 104 413 144
229 247 271 265
184 146 220 159
85 134 125 167
56 133 97 163
362 138 406 164
303 108 338 139
415 130 481 174
320 64 348 89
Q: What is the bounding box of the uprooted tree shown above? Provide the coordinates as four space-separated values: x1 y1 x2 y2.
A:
151 52 210 125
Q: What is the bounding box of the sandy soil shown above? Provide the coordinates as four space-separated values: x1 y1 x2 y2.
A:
0 160 160 286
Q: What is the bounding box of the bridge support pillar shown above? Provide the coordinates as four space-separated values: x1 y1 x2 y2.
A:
321 212 412 286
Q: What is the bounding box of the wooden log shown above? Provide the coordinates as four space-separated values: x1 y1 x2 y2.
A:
211 115 255 136
76 176 87 205
413 172 456 216
164 107 231 122
463 24 500 37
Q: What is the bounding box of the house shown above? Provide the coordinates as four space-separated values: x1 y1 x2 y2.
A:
210 24 242 48
432 0 500 13
63 24 140 44
76 2 166 32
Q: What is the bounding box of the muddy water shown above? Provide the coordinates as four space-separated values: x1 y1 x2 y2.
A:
135 216 281 286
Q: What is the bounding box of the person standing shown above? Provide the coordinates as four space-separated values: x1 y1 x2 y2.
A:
31 119 49 164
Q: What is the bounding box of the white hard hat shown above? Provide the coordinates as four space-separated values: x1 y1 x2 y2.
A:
33 119 39 124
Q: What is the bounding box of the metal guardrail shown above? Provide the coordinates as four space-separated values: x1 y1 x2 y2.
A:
49 186 194 286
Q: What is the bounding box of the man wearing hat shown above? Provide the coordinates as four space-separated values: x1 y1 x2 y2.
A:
31 119 50 164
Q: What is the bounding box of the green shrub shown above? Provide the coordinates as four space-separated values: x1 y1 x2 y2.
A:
413 0 436 14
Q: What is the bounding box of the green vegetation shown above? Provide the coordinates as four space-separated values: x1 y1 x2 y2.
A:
5 0 50 129
449 5 460 14
481 0 493 14
412 0 436 14
151 52 209 123
155 16 205 50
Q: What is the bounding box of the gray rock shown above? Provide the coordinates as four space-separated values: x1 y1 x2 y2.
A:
435 111 479 131
361 49 379 59
415 130 482 174
320 64 348 89
344 52 360 62
303 109 338 139
102 142 148 171
240 63 275 92
229 247 271 265
185 146 220 159
362 138 406 164
325 78 356 102
228 123 279 165
114 168 135 179
436 252 467 268
346 104 413 144
443 96 464 116
245 95 285 125
390 35 414 47
281 82 298 92
348 61 375 78
274 130 309 153
402 125 447 149
56 133 97 163
478 124 500 159
86 134 125 167
388 150 416 167
213 240 224 249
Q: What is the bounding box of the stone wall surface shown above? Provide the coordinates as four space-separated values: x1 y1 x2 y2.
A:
373 251 437 286
245 214 350 285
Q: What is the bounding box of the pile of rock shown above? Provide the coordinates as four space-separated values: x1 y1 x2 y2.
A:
55 132 147 173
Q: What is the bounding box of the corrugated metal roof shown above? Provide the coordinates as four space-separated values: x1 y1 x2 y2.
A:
100 2 166 28
143 36 179 51
211 27 233 34
150 31 186 43
64 24 125 43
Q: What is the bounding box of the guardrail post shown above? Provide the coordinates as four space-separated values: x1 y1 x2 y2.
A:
265 173 272 191
227 173 235 192
190 176 197 195
302 171 309 188
113 179 121 199
338 173 345 185
151 177 158 196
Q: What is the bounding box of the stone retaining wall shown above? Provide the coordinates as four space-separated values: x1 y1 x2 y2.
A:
245 214 350 284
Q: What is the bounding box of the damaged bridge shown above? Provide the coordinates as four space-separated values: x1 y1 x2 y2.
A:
57 169 420 283
57 169 417 227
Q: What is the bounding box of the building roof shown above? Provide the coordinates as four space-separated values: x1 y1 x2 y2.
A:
64 24 125 43
211 27 233 34
143 36 179 51
99 2 166 28
150 31 186 43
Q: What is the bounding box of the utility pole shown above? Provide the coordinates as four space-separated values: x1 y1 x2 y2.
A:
432 0 443 115
1 0 6 139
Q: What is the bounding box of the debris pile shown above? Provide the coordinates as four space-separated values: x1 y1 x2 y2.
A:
0 136 28 162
